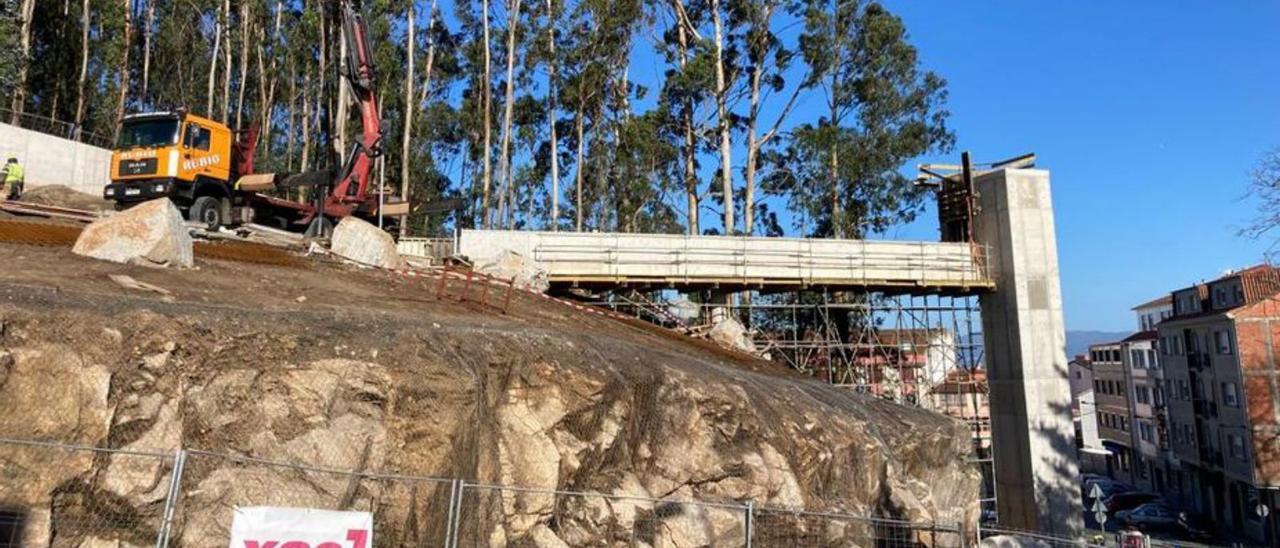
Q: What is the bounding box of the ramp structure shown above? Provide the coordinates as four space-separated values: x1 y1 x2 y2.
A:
458 230 993 294
454 166 1081 537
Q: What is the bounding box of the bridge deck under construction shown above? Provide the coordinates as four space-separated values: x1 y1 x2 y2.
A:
457 229 995 294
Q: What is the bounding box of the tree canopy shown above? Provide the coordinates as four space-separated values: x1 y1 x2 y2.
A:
0 0 954 237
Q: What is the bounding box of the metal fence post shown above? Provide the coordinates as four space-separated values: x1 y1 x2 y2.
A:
154 448 188 548
444 479 465 548
744 501 754 548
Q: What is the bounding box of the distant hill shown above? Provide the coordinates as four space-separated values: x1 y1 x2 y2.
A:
1066 330 1131 359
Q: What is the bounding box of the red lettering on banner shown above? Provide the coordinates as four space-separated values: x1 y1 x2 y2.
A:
346 529 368 548
240 528 368 548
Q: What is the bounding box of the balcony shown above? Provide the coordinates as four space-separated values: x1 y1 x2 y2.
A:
1187 352 1211 371
1198 446 1225 467
1192 399 1219 419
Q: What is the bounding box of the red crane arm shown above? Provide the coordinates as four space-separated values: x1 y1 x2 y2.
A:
331 0 382 205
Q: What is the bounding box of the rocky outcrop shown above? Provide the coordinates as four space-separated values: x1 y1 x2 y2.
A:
329 216 408 270
71 198 193 267
0 278 980 547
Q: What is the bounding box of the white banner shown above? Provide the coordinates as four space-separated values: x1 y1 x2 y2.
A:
228 506 373 548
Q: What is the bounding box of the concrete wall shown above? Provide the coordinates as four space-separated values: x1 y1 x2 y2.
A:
458 229 989 288
972 168 1083 536
0 121 112 196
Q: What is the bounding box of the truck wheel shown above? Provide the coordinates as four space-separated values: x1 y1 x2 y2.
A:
189 196 222 230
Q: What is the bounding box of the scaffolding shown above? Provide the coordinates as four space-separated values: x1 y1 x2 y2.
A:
582 288 998 519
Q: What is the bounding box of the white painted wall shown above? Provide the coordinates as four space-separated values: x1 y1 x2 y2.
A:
0 121 112 196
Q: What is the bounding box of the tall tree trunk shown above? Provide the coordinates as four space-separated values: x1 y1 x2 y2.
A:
573 102 585 232
400 1 416 237
259 1 283 149
141 0 154 103
72 0 90 138
286 58 297 172
710 0 733 234
221 0 231 123
404 0 438 236
113 0 133 143
207 3 223 117
674 9 698 236
828 73 841 238
10 0 36 122
335 7 349 160
545 0 560 230
300 66 312 173
497 0 522 229
235 2 251 129
480 0 494 227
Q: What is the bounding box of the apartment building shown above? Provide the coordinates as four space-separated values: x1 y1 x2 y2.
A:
1158 265 1280 544
1090 341 1135 481
1069 355 1109 473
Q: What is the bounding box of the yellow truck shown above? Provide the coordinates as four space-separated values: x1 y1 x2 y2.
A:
104 1 404 235
104 110 252 228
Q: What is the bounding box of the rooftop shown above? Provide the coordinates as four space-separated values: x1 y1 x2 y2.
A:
1130 294 1172 311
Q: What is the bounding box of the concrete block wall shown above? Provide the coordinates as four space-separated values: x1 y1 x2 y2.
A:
0 122 112 196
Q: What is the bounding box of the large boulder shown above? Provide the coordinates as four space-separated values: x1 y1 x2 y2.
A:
330 216 408 270
707 316 757 354
71 198 193 267
474 249 550 293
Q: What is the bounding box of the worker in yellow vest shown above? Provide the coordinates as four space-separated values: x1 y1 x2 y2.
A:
3 157 23 200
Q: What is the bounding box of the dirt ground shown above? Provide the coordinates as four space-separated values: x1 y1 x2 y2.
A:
18 184 114 211
0 232 789 379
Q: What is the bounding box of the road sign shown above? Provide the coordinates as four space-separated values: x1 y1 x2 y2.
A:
1092 499 1108 525
1089 483 1104 500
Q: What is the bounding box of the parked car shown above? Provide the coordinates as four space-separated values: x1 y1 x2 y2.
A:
1116 502 1180 529
1102 492 1162 515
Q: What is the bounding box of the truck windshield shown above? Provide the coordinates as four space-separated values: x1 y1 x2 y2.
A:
117 118 179 149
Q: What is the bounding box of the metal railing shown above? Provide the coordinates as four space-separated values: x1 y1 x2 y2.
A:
0 107 113 149
0 436 972 547
398 237 456 264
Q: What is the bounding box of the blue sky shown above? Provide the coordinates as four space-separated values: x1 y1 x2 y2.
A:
877 0 1280 332
433 0 1279 332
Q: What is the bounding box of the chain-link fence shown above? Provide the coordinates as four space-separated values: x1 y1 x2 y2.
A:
976 524 1106 547
0 437 178 548
0 436 987 547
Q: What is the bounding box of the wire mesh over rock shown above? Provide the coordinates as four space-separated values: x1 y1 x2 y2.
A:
0 245 982 547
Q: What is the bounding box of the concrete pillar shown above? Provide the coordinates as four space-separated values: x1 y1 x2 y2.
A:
973 168 1083 536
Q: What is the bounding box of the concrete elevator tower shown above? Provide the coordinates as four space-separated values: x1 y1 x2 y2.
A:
973 167 1083 536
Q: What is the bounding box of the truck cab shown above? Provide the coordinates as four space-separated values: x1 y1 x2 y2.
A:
104 111 240 228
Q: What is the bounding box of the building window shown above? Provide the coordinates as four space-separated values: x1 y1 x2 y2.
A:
1139 421 1154 442
1148 349 1158 370
1173 337 1184 355
1120 417 1129 432
1131 349 1146 369
1179 380 1190 400
1233 285 1245 304
1229 434 1246 460
1154 385 1164 406
1223 382 1239 407
1215 331 1233 355
1159 337 1168 355
1136 386 1151 404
